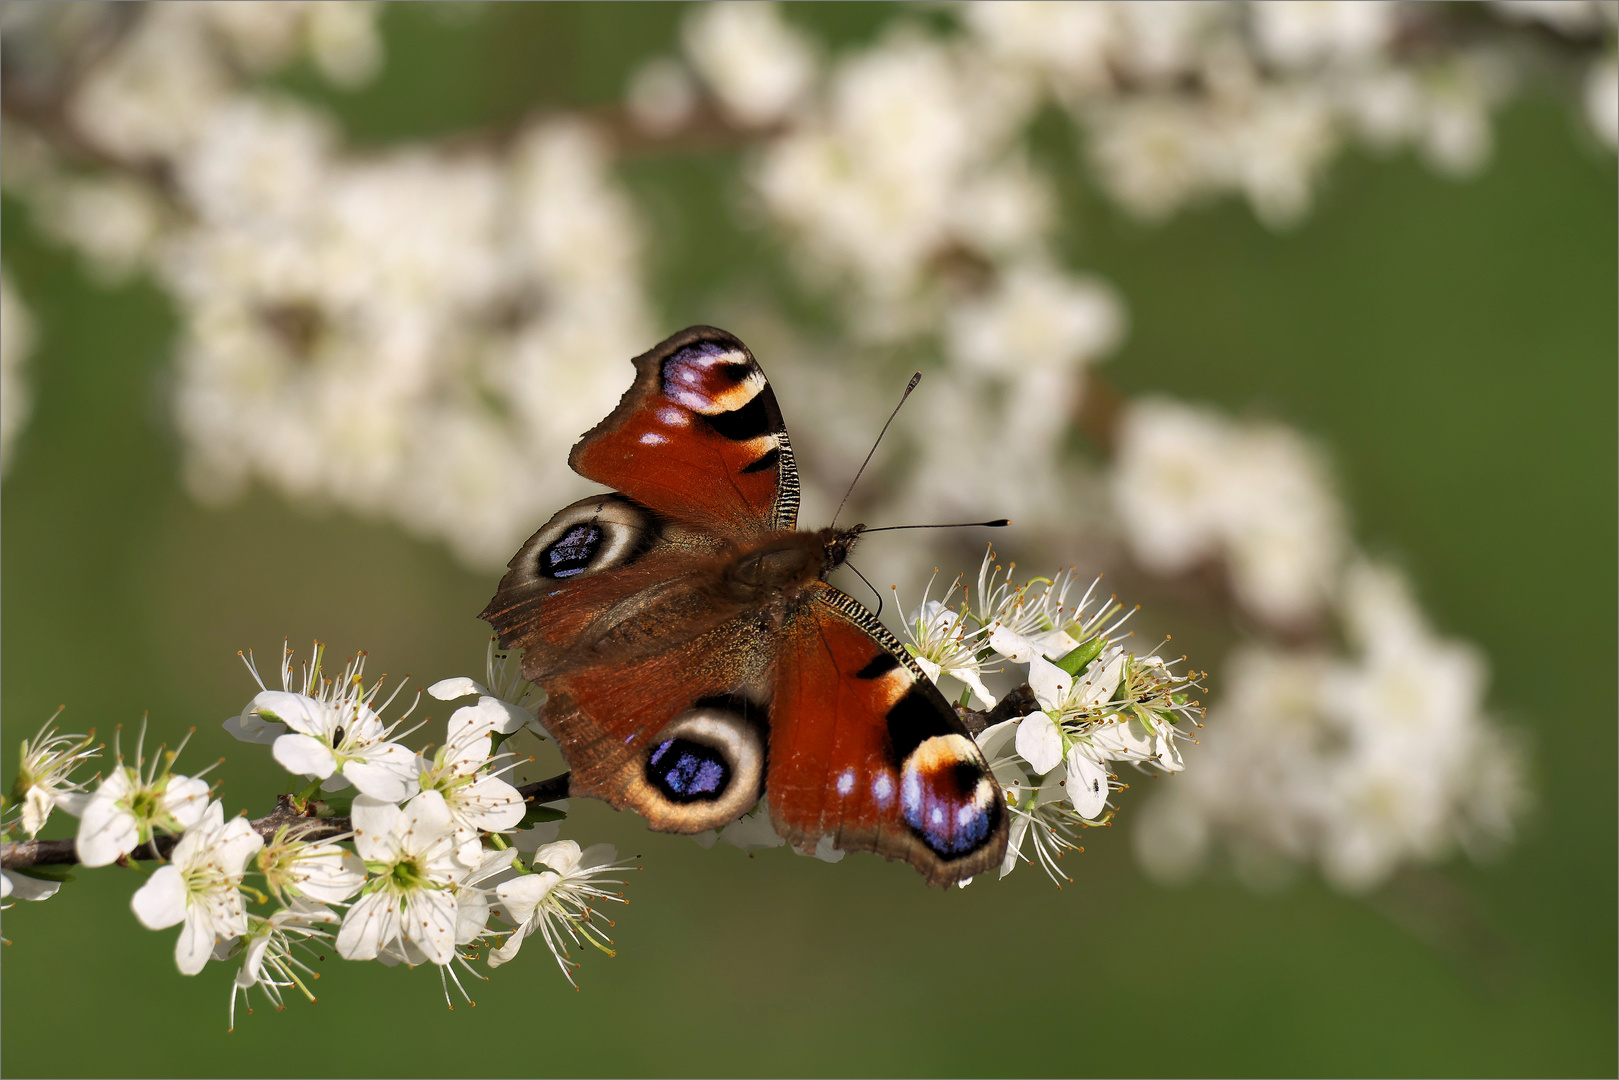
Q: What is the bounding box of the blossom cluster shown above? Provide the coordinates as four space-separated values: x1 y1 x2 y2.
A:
1134 560 1525 893
906 549 1205 885
1111 396 1525 892
1 642 632 1025
1 0 654 567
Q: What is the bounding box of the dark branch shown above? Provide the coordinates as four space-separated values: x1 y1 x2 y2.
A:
956 684 1039 737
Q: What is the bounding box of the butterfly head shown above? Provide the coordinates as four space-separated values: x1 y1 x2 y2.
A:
823 524 866 574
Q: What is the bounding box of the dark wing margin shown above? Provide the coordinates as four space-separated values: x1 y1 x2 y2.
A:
569 326 799 536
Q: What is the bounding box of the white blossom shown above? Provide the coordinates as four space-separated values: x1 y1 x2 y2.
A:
131 800 264 975
1134 559 1521 893
1112 398 1346 624
626 56 699 136
683 1 815 127
76 728 211 868
425 640 543 738
236 645 421 803
490 839 630 984
257 824 366 906
411 706 526 841
228 899 340 1031
899 578 995 709
10 718 98 838
946 259 1125 375
337 791 480 966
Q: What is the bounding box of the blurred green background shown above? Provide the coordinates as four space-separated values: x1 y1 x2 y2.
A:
3 4 1614 1076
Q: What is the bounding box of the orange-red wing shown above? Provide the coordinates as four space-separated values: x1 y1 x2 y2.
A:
539 607 775 831
569 326 799 537
768 586 1008 887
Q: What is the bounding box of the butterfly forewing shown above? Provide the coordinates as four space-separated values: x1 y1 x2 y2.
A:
569 325 799 536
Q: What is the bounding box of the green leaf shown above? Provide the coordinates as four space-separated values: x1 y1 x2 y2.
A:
518 804 567 829
10 866 74 883
1053 636 1106 677
313 796 353 818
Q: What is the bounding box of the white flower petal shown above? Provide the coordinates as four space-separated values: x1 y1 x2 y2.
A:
2 868 61 901
273 733 337 780
175 911 220 975
131 865 187 929
403 890 458 965
343 747 420 804
956 669 998 711
1074 649 1126 706
447 700 505 745
76 791 139 867
161 775 211 830
290 847 368 904
337 890 399 961
989 624 1040 664
453 776 526 832
1015 711 1064 775
215 816 266 872
350 795 402 862
1065 746 1110 819
495 872 556 928
252 691 333 738
403 789 455 840
1033 628 1082 658
1028 655 1074 712
975 717 1021 759
222 710 285 745
999 815 1031 878
531 839 583 876
427 677 489 701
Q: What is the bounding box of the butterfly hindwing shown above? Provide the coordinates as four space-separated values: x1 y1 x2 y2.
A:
569 325 799 536
768 586 1009 887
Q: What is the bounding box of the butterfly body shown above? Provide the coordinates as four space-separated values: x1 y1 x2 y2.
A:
482 327 1006 886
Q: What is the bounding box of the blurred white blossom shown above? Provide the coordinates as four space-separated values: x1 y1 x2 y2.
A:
683 1 816 127
0 271 36 477
626 56 699 136
1585 53 1618 149
1112 397 1346 625
1135 559 1526 894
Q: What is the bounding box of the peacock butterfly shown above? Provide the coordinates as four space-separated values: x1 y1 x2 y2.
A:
480 326 1007 886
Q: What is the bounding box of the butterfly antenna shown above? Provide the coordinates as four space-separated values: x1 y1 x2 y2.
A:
830 371 923 529
846 561 885 620
862 519 1010 533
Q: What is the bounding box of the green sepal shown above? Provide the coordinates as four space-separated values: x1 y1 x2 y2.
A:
10 866 75 883
1053 636 1106 677
312 796 352 818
